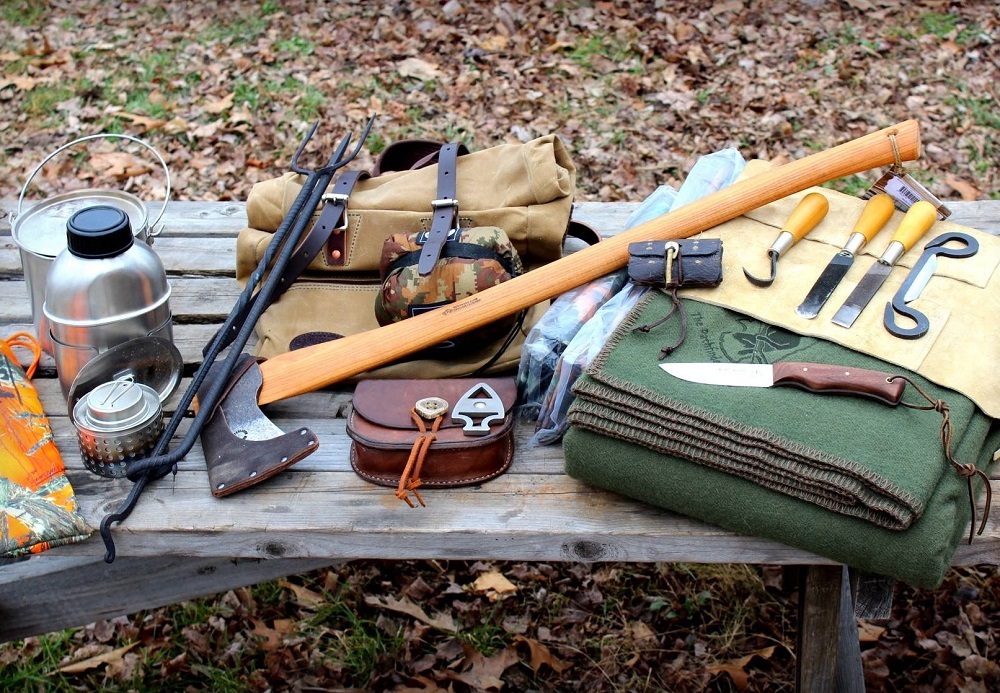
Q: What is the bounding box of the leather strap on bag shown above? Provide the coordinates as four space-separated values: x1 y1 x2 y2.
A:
418 142 464 275
211 171 367 352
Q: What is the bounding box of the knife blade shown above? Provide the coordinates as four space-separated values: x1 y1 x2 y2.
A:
795 193 895 319
659 361 905 405
830 200 938 328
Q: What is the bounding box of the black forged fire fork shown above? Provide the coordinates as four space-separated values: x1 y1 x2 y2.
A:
98 116 377 563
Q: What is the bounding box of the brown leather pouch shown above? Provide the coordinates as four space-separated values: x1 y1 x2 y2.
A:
347 377 516 505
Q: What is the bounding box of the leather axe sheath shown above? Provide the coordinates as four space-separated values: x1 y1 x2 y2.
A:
254 120 921 405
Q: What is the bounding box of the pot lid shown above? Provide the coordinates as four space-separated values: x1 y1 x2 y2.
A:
66 336 183 420
12 190 148 258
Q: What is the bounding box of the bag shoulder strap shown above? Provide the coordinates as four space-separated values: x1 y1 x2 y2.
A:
417 142 466 275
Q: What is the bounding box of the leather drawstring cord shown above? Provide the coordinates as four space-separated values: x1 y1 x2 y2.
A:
3 332 42 379
632 288 688 358
396 408 443 508
891 375 993 544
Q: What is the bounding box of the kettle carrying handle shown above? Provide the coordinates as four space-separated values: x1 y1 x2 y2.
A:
16 133 171 237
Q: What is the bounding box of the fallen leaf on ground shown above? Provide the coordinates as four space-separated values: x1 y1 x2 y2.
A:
470 570 517 600
397 57 441 81
945 174 981 201
58 642 138 675
858 619 887 643
443 642 518 691
514 635 571 673
114 112 166 131
364 595 456 633
204 92 234 114
705 646 777 691
278 580 327 610
88 152 154 179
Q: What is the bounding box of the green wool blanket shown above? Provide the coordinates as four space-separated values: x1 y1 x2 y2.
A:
564 292 998 588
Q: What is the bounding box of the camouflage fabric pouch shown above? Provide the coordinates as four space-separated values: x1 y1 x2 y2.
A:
2 332 91 558
375 226 524 354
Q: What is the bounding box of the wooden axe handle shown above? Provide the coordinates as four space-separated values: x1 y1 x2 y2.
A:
257 120 920 404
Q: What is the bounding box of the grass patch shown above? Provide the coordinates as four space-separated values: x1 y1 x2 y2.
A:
1 1 44 26
919 13 984 46
23 85 74 118
199 15 268 45
823 174 871 197
568 33 642 71
946 92 1000 130
276 36 315 57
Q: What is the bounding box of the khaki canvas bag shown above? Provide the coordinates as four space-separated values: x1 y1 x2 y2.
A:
235 135 582 380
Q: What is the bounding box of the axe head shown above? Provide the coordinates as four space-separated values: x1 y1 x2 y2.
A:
198 354 319 498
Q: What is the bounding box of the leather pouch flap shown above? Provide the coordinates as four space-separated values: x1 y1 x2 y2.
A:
350 377 517 432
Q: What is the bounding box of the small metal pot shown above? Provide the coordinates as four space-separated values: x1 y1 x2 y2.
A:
10 133 169 354
67 337 183 478
73 378 164 478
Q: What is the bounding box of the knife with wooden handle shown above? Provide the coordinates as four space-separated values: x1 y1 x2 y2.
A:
659 361 905 405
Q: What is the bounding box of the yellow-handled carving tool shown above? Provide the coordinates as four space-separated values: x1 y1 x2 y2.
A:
795 193 895 319
743 192 830 287
831 200 938 328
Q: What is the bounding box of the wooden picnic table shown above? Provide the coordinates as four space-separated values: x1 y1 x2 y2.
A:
1 197 998 691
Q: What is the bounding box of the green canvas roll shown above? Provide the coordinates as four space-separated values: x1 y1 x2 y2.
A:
564 292 998 587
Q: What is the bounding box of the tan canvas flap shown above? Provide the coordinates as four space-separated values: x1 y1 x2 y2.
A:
682 160 1000 417
240 134 576 276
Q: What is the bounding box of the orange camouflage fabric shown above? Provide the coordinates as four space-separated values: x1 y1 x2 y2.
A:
1 332 90 558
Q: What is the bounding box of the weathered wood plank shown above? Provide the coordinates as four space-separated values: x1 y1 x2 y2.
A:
0 555 334 642
796 565 844 692
1 235 239 277
6 199 997 236
1 200 248 237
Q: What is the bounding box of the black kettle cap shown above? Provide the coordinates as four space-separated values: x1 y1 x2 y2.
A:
66 205 134 258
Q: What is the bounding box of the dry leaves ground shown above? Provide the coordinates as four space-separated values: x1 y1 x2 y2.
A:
1 0 998 691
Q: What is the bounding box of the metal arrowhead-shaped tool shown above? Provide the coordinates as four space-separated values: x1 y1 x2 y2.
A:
795 193 895 319
451 382 506 436
831 200 938 328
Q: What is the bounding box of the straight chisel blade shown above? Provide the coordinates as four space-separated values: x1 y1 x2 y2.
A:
795 194 894 319
830 262 893 327
830 200 938 329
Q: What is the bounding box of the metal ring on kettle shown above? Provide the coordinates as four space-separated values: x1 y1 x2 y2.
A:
15 132 172 236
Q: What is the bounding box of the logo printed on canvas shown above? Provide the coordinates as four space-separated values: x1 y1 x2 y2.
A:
719 317 809 364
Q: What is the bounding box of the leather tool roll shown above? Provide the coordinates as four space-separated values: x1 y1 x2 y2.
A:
347 377 516 493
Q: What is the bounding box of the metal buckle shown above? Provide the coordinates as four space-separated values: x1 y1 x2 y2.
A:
321 192 350 204
431 197 458 209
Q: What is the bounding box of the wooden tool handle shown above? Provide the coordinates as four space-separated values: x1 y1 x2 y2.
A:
784 192 830 242
257 120 921 405
853 193 895 242
891 200 938 252
773 362 905 405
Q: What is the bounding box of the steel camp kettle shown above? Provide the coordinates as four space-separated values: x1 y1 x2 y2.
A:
43 205 174 396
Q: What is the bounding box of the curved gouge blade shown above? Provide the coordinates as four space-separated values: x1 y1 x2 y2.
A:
832 199 938 328
795 193 895 318
257 120 921 405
